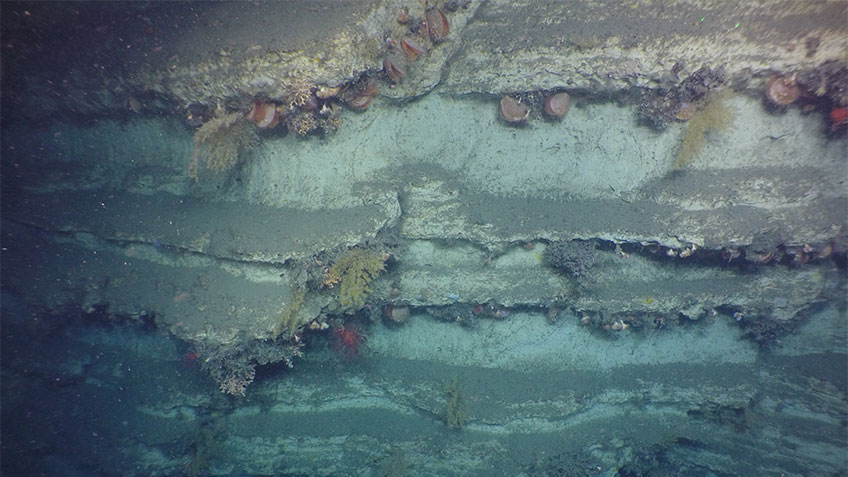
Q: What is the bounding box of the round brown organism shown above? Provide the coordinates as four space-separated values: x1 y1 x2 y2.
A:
344 77 379 110
401 38 426 61
765 75 802 105
543 92 571 119
357 77 379 98
347 94 373 110
385 305 411 323
499 96 529 123
425 7 449 42
383 57 406 84
248 100 279 128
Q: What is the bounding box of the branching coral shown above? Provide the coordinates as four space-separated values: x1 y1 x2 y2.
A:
323 248 384 307
198 338 303 396
218 366 255 397
284 81 315 110
285 112 319 136
187 112 259 180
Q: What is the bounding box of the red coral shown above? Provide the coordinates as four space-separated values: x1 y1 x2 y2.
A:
333 324 370 361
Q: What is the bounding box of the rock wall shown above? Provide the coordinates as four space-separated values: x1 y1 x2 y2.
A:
1 1 846 475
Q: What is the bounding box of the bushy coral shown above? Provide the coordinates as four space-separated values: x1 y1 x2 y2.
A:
284 81 315 110
324 248 384 306
198 338 303 396
285 112 318 136
218 366 255 397
187 112 259 180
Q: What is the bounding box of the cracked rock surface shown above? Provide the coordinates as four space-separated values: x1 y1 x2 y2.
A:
1 1 846 475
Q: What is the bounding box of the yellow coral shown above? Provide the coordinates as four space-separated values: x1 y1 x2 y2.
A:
188 112 259 180
673 91 735 170
325 249 384 307
273 287 306 339
444 377 467 430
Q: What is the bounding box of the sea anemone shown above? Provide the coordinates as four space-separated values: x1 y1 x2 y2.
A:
543 92 571 119
499 96 529 123
765 75 802 105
